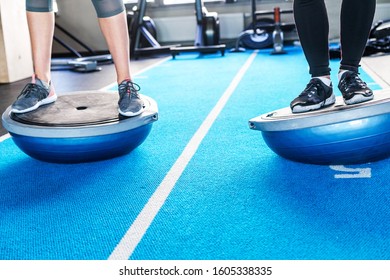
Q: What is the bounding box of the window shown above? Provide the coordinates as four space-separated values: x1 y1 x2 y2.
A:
163 0 222 5
123 0 155 4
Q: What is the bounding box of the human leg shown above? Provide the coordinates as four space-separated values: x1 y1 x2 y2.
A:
293 0 330 77
290 0 334 113
26 11 54 85
337 0 376 105
95 7 132 83
92 0 144 116
339 0 376 72
11 1 56 113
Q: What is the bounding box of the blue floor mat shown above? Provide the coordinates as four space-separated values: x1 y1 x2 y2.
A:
1 47 389 260
131 48 390 260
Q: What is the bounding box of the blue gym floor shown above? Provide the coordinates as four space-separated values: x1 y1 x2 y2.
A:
1 46 390 260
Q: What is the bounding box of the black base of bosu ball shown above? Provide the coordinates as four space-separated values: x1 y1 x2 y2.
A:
249 88 390 165
2 91 158 163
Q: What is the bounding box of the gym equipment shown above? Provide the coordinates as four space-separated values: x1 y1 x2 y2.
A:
232 18 274 52
248 88 390 165
127 0 174 58
330 19 390 58
52 22 112 72
2 92 158 163
170 0 226 58
370 19 390 39
365 19 390 56
270 7 286 55
231 0 295 53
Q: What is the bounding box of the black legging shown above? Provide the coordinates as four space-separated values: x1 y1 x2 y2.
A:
293 0 376 77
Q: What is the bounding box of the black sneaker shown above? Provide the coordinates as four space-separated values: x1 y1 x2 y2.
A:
11 76 57 114
118 80 145 117
290 78 336 113
338 71 373 105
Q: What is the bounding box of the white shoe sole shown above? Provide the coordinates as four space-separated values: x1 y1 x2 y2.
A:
344 93 374 105
11 94 58 114
118 105 145 117
292 94 336 113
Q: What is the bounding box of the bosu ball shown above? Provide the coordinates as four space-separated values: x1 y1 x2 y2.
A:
2 91 158 163
249 88 390 165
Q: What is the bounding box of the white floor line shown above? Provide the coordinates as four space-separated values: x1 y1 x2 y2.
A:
99 56 171 91
108 51 259 260
0 133 10 142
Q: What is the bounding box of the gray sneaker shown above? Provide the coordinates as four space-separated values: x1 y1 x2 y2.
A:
118 80 145 117
11 76 57 114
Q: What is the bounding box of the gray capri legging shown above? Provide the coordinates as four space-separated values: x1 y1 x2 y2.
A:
26 0 125 18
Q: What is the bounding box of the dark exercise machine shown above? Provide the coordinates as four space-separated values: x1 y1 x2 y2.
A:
51 23 113 72
170 0 226 58
365 19 390 55
127 0 174 58
330 19 390 58
231 0 295 54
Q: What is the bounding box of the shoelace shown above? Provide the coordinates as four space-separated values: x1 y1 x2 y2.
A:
119 81 141 98
17 83 48 100
300 80 320 98
340 72 367 92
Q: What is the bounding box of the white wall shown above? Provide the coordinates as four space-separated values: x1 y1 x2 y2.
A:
0 0 33 82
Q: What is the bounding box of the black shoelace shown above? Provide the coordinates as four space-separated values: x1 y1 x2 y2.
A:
300 80 321 98
339 72 367 92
